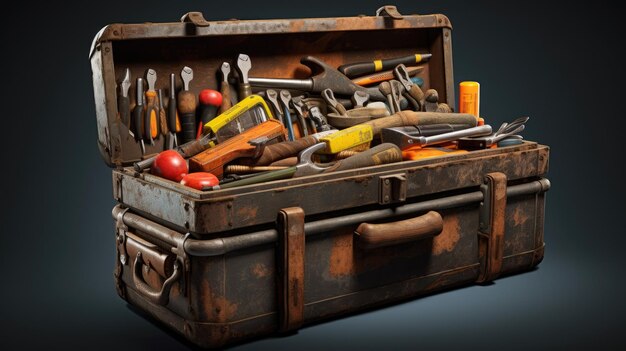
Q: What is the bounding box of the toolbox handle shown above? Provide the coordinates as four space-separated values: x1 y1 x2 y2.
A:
355 211 443 249
133 252 181 306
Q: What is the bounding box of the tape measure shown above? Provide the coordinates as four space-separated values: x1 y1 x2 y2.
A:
318 125 373 154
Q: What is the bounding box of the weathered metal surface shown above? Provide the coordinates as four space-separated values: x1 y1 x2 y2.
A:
114 144 549 234
95 14 450 43
477 172 507 283
276 208 305 332
113 179 549 258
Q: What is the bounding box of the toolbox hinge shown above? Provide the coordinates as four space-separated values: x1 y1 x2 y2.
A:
477 172 507 284
379 173 407 205
375 5 404 19
276 207 305 333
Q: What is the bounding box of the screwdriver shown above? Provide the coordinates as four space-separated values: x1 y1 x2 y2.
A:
144 69 160 145
196 89 223 139
132 78 146 155
158 89 169 138
117 68 132 135
178 66 197 144
339 53 433 78
167 74 181 148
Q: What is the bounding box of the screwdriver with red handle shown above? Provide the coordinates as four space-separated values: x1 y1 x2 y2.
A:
196 89 223 139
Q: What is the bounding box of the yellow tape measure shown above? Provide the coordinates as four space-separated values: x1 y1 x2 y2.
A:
319 125 373 154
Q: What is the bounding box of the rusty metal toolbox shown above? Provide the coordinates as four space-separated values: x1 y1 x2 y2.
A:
90 6 550 348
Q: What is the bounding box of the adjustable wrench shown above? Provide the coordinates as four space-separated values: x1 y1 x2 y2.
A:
291 96 310 136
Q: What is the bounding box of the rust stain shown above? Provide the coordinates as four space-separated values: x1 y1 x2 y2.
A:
512 206 530 226
236 206 258 222
432 214 460 255
201 279 239 322
214 296 238 322
251 263 270 278
328 230 355 277
289 19 305 32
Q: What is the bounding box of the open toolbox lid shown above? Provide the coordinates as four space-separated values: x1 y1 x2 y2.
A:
90 5 454 167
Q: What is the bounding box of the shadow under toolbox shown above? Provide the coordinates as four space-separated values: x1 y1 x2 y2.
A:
90 6 550 348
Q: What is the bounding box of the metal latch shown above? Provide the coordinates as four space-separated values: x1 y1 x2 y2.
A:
181 12 210 27
379 173 407 205
375 5 404 20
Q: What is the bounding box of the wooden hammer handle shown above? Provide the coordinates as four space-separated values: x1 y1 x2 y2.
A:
251 136 319 166
323 143 402 173
361 111 478 136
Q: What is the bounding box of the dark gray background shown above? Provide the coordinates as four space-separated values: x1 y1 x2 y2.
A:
1 0 623 349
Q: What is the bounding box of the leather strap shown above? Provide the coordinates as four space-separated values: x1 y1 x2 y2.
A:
276 207 305 332
477 172 507 283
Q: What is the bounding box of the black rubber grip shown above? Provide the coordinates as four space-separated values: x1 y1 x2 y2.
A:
179 112 196 144
168 98 178 132
118 95 130 127
339 54 432 79
132 105 144 141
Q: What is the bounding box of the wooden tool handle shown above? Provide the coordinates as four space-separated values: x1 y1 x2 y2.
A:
324 143 402 173
355 211 443 249
159 108 169 136
362 111 478 136
408 85 425 105
239 83 252 100
177 90 197 144
220 81 232 114
189 120 286 178
252 136 318 166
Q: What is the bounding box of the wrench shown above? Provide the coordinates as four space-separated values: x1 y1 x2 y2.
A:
279 90 296 141
236 54 252 100
351 91 370 108
291 97 310 136
219 62 233 113
248 56 386 101
322 89 347 116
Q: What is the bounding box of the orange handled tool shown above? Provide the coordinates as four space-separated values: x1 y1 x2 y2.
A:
188 119 287 178
143 69 160 145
